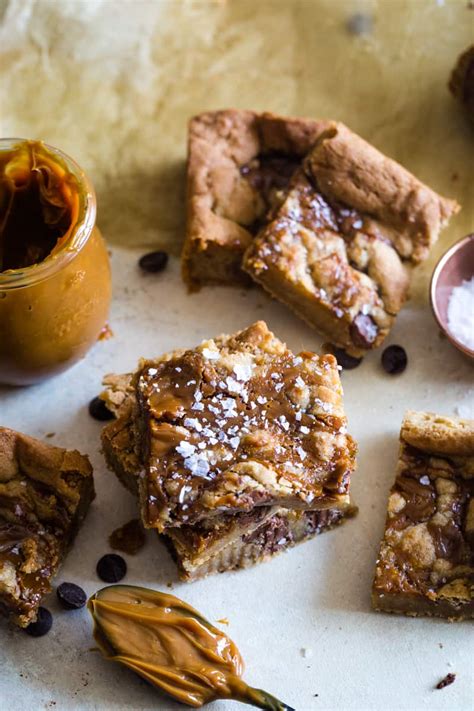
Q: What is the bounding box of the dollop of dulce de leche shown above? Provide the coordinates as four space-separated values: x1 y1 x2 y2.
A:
88 585 292 709
0 141 79 272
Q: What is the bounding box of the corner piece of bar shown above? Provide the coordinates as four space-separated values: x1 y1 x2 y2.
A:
0 427 94 627
182 109 331 289
372 410 474 621
133 321 357 532
243 122 459 357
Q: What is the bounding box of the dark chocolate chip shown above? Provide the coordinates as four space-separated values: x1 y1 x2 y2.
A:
25 607 53 637
381 345 407 375
138 251 169 273
330 347 362 370
88 396 114 422
349 313 378 349
56 582 87 610
96 554 127 583
436 673 456 690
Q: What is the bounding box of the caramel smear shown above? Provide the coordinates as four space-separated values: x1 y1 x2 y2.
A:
0 141 79 272
108 519 146 555
88 585 293 709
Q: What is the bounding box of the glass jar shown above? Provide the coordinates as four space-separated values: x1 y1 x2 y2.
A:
0 139 111 385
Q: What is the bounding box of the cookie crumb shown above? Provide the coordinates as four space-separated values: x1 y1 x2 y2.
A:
436 673 456 690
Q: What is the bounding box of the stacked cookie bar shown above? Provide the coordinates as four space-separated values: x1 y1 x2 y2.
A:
101 321 357 580
183 110 459 357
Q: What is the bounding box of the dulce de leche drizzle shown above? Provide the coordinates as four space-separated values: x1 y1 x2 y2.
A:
88 585 292 709
0 140 79 272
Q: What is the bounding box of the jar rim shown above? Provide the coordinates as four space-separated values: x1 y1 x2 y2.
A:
0 138 97 290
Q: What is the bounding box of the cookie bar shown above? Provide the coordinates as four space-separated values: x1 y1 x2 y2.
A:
100 380 356 580
243 122 459 357
133 321 356 532
165 505 355 581
372 411 474 621
183 109 330 289
0 428 94 626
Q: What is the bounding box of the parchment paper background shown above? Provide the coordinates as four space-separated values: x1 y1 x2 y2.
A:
0 2 473 711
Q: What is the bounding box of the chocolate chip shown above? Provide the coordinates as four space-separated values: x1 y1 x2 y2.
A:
349 313 378 349
381 345 407 375
56 582 87 610
25 607 53 637
88 396 114 422
138 251 168 273
96 554 127 583
330 347 362 370
436 673 456 689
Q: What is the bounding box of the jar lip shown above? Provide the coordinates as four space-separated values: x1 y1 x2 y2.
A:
0 138 97 290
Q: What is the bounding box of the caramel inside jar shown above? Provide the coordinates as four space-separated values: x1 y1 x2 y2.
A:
0 141 111 386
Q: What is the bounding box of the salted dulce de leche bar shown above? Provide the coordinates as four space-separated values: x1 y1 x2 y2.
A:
132 321 356 532
100 363 357 581
0 427 94 627
182 109 331 289
372 411 474 621
243 122 459 357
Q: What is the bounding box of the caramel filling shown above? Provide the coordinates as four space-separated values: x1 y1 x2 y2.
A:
88 585 290 709
0 141 79 272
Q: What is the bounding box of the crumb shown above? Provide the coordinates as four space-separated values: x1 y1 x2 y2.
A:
217 617 229 625
314 693 319 697
108 518 146 555
438 643 443 648
166 581 173 588
300 647 312 658
451 172 459 182
45 432 55 438
436 673 456 690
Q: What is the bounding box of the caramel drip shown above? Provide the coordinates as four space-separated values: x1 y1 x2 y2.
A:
88 585 291 709
0 141 79 272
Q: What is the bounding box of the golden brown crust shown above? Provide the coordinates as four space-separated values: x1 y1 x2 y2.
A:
183 110 331 290
0 428 94 626
306 123 459 263
243 123 459 356
401 410 474 457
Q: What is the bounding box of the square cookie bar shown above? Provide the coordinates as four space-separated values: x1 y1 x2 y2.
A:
372 411 474 620
182 109 330 289
133 321 357 532
100 378 356 581
244 122 459 357
0 428 94 626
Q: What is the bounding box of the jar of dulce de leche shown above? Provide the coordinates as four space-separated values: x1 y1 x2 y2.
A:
0 139 111 385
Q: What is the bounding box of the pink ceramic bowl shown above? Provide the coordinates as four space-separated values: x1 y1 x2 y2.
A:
430 233 474 360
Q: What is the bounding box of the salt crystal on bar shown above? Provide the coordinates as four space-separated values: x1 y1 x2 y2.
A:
447 277 474 351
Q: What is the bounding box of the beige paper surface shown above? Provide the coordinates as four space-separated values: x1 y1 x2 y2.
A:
1 0 472 279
